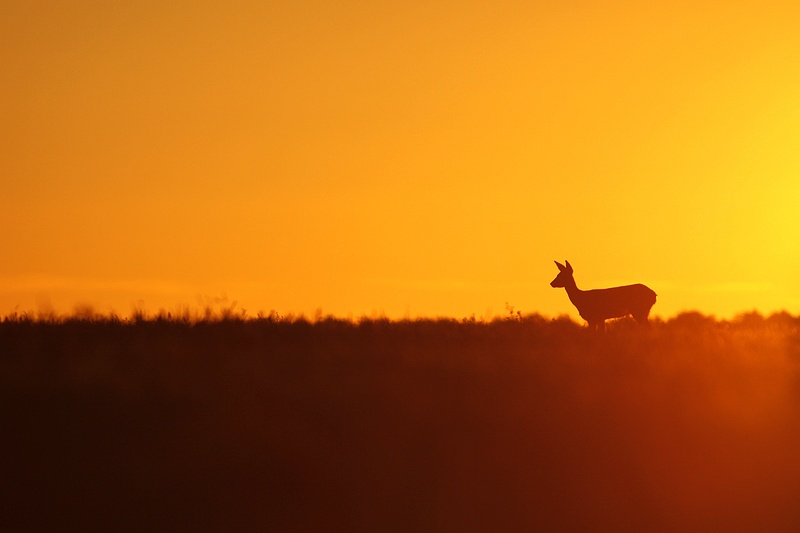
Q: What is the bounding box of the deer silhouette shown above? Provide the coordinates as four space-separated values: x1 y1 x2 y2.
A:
550 260 656 332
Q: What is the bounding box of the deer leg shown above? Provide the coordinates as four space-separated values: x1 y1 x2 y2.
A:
588 320 605 333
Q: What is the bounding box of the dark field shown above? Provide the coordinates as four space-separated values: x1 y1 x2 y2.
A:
3 312 800 532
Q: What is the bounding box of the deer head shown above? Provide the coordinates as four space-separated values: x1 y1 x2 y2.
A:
550 260 574 288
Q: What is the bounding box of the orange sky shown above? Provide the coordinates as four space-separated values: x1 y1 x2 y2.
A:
2 1 800 320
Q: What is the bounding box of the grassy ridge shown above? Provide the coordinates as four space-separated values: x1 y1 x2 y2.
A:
2 313 800 532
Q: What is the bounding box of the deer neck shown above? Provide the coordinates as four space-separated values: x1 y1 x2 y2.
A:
563 278 585 306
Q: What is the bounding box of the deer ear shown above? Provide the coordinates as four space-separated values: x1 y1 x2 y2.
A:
555 261 566 272
565 260 573 273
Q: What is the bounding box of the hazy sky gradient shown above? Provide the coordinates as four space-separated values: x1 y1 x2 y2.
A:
3 1 800 318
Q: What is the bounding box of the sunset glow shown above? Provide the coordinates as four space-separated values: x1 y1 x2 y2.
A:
3 1 800 319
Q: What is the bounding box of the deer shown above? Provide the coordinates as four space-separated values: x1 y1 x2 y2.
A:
550 260 657 332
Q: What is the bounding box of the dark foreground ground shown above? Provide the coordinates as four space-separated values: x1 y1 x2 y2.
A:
2 312 800 532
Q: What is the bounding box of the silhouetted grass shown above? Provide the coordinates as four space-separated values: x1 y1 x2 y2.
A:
2 312 799 532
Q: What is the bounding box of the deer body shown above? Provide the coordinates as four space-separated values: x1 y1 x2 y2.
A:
551 261 656 332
